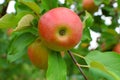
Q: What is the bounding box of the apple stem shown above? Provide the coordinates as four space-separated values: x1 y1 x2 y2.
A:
78 64 90 68
73 52 85 59
67 50 88 80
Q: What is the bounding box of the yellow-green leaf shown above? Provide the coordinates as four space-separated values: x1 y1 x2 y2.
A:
14 14 34 31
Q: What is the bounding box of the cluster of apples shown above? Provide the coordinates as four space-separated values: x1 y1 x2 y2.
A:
27 0 112 70
27 0 120 70
28 7 83 69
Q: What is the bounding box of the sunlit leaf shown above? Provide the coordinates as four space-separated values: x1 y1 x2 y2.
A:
89 68 115 80
0 12 30 28
14 14 34 31
85 51 120 79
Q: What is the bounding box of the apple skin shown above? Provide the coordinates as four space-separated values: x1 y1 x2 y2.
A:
38 7 83 51
113 43 120 54
28 38 49 69
82 0 98 13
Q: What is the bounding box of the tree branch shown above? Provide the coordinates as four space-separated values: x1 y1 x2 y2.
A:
67 50 88 80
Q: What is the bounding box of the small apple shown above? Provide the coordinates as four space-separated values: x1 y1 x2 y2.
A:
28 38 49 69
7 28 13 36
38 7 83 51
81 43 89 48
82 0 98 13
113 43 120 54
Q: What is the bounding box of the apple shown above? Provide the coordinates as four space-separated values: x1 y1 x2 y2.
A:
113 43 120 54
38 7 83 51
7 28 13 36
28 38 49 69
82 0 98 13
81 42 89 48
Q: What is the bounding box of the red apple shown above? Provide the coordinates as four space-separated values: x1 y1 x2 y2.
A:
113 43 120 54
28 38 49 69
38 7 83 51
82 0 98 13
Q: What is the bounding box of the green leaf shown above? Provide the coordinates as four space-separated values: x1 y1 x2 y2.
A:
46 51 67 80
7 27 37 62
98 29 119 51
14 14 34 31
89 68 115 80
0 14 17 28
118 0 120 9
0 12 30 28
18 0 41 15
103 0 111 5
90 61 118 80
0 30 8 54
85 51 120 79
94 0 110 5
41 0 58 11
94 0 103 5
83 11 94 28
81 27 92 42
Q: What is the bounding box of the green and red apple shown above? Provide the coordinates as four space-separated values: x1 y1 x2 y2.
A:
27 38 66 69
28 38 49 69
38 7 83 51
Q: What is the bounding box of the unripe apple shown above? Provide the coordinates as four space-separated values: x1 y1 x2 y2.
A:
81 43 89 48
28 38 49 69
38 7 83 51
82 0 98 13
113 43 120 54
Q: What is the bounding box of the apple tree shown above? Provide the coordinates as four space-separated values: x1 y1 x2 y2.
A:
0 0 120 80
